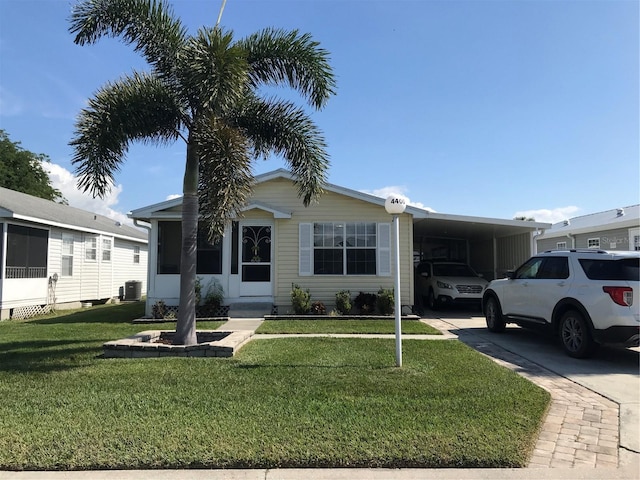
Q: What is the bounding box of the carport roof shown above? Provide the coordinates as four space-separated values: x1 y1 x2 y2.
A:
413 211 550 240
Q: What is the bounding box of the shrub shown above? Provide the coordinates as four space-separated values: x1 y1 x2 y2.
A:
291 283 311 314
376 288 395 315
311 301 326 315
354 292 377 314
335 290 352 315
203 279 224 308
152 300 166 319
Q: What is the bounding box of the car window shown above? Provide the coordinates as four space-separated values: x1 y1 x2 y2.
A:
538 257 569 279
515 257 543 279
579 258 640 281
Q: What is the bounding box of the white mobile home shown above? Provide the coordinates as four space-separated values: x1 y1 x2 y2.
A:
0 187 148 319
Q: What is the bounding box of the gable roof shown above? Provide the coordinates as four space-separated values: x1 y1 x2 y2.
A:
536 204 640 239
0 187 147 242
129 168 429 220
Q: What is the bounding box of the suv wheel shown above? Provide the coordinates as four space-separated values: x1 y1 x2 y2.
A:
427 289 439 311
559 310 597 358
485 296 505 333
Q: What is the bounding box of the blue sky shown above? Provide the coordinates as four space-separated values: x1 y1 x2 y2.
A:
1 0 638 226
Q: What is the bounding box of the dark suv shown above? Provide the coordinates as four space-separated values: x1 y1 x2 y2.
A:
482 250 640 358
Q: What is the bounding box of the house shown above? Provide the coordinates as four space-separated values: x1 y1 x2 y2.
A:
0 187 148 320
130 169 548 317
535 205 640 253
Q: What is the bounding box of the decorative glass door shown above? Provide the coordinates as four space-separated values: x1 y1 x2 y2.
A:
239 223 273 296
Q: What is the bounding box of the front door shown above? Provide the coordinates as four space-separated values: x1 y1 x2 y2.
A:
239 222 273 297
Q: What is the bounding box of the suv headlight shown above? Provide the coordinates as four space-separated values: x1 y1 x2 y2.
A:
437 281 453 290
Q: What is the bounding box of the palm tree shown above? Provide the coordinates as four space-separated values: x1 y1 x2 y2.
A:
69 0 335 345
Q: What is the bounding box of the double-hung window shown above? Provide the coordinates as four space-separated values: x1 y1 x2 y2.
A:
85 237 97 261
102 238 112 262
299 222 390 276
133 246 140 264
588 238 600 249
62 234 74 276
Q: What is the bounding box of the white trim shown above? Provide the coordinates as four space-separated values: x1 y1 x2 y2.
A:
377 223 391 276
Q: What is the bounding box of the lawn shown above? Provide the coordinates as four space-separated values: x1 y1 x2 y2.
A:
0 302 550 470
256 319 442 335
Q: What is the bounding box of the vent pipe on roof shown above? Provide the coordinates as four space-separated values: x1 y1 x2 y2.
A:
617 208 625 217
563 219 570 226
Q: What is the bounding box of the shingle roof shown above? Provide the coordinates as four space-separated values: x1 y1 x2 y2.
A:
537 204 640 239
0 187 147 242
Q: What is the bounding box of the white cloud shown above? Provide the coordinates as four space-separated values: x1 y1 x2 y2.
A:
360 186 436 212
166 194 182 201
43 162 133 226
513 206 581 224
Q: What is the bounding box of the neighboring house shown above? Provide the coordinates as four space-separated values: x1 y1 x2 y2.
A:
130 169 548 316
0 187 148 320
536 205 640 253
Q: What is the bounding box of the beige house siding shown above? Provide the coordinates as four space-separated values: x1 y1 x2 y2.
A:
248 179 414 311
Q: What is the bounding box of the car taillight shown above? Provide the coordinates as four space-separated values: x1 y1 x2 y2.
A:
603 286 634 306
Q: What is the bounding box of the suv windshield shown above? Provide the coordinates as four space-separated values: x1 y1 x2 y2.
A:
433 264 477 277
579 258 640 281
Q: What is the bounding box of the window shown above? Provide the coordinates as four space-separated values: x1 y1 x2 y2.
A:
85 237 97 261
515 257 544 279
556 241 567 249
133 246 140 264
301 222 386 276
62 234 74 276
157 221 223 274
538 257 569 279
102 238 112 262
6 224 48 278
635 235 640 252
587 238 600 249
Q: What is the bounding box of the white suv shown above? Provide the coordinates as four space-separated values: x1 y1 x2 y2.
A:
482 250 640 358
415 261 488 310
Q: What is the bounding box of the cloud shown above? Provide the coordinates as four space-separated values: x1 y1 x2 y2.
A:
43 162 134 227
166 194 182 201
360 186 436 212
513 206 581 224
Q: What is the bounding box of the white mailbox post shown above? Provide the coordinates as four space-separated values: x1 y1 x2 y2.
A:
385 195 407 367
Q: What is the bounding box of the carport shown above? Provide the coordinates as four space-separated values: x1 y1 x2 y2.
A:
412 211 550 281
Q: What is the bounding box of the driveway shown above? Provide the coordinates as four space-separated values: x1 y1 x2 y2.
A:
424 308 640 457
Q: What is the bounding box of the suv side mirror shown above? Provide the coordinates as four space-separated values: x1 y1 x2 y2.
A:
506 270 516 279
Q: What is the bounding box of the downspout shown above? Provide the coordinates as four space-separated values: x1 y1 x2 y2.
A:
133 219 153 317
566 233 576 249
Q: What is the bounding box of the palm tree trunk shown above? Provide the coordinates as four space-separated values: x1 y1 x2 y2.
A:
174 141 199 345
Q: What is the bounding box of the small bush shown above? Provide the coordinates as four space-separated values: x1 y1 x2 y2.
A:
354 292 377 315
203 279 224 308
311 301 326 315
376 288 395 315
335 290 352 315
152 300 166 319
291 283 311 315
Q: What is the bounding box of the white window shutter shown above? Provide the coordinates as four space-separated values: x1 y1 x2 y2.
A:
299 223 313 276
378 222 391 276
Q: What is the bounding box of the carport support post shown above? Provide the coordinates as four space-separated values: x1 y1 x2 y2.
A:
385 195 407 368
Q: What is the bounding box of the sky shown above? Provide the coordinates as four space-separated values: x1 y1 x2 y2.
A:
0 0 638 227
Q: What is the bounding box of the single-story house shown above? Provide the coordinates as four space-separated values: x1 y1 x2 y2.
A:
130 169 549 316
535 204 640 252
0 187 148 320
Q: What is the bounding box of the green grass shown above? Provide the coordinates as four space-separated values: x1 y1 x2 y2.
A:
256 319 442 335
0 303 550 470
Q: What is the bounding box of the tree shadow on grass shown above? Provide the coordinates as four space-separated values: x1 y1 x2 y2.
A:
29 302 145 325
0 339 99 373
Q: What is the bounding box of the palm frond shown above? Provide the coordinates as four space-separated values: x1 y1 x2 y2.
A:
178 28 249 115
69 0 187 75
238 28 336 110
236 97 329 206
195 119 253 239
70 72 182 197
